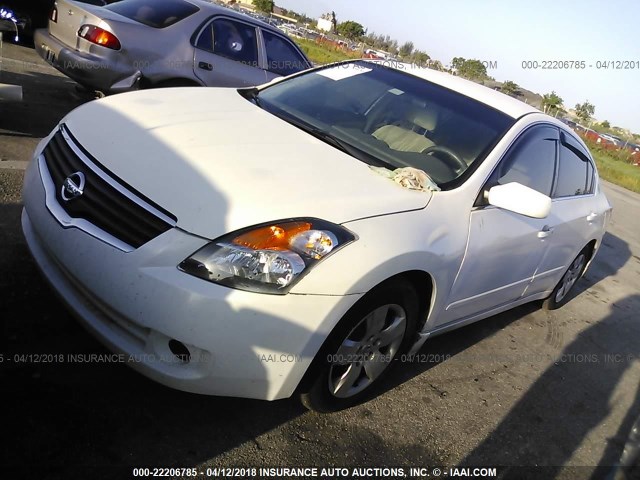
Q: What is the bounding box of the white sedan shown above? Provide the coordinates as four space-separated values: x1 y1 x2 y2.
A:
21 60 611 411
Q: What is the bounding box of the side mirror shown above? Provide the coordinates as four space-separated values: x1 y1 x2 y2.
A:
487 182 551 219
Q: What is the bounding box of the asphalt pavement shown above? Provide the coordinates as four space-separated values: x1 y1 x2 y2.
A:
1 41 640 480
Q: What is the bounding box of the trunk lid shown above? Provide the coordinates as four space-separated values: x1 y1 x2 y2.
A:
49 0 109 51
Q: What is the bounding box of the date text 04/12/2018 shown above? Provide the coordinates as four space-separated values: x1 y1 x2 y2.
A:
521 60 640 69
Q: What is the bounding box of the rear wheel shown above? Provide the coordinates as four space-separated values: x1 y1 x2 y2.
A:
543 248 589 310
300 278 418 412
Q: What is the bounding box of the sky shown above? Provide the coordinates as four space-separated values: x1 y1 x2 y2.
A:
276 0 640 133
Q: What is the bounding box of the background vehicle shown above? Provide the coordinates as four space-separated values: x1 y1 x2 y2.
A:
0 0 119 43
34 0 312 93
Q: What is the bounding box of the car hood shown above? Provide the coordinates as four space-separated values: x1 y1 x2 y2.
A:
63 88 431 240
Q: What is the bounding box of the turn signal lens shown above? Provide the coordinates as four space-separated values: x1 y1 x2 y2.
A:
78 24 121 50
233 222 311 249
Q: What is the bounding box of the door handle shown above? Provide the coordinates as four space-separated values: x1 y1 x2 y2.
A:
538 226 554 238
198 61 213 71
586 212 598 222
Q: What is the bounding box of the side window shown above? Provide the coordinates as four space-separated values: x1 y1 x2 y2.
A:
262 30 308 76
555 144 591 197
199 18 258 67
554 132 594 197
196 22 214 51
495 126 557 196
586 161 594 194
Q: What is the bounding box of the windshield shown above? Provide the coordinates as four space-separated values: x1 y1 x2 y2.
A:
254 61 515 188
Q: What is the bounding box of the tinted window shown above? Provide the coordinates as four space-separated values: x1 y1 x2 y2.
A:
263 30 308 76
196 22 214 51
555 144 590 197
211 19 258 66
586 161 594 194
106 0 198 29
497 126 557 195
255 62 514 188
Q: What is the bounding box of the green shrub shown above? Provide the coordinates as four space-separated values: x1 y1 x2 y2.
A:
293 37 360 65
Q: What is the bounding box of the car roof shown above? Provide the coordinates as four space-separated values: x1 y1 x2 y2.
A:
362 60 539 119
186 0 282 35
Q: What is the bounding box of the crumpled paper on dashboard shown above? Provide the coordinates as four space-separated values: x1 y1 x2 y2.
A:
370 166 441 192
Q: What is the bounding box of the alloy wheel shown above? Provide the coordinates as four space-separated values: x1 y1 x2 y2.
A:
555 254 586 303
328 304 407 398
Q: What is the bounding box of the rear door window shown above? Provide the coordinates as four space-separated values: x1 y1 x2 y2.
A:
554 143 592 197
262 30 309 76
106 0 199 29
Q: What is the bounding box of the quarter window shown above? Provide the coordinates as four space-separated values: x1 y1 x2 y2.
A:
263 31 308 76
198 18 258 67
496 126 557 196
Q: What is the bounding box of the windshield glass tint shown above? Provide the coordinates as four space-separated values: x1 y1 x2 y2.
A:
257 62 514 187
106 0 199 29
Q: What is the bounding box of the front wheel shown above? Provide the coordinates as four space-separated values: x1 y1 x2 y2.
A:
300 278 418 412
543 248 589 310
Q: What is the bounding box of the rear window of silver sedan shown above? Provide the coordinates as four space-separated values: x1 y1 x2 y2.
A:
105 0 199 28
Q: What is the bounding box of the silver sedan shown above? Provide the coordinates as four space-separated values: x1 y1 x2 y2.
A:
34 0 312 93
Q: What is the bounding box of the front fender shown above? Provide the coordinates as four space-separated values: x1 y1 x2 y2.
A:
290 208 469 330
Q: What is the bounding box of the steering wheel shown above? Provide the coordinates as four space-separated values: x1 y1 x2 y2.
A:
422 145 467 173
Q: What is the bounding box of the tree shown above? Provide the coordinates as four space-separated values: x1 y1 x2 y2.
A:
541 91 564 114
411 50 430 66
575 100 595 122
501 80 520 97
336 20 365 40
389 39 399 56
449 57 488 79
601 120 611 129
429 60 444 71
399 41 414 58
252 0 273 13
451 57 466 70
457 59 488 80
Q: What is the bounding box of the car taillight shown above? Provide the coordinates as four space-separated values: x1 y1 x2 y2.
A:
77 25 121 50
50 6 57 22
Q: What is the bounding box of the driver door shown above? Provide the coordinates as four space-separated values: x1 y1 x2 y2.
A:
440 125 559 324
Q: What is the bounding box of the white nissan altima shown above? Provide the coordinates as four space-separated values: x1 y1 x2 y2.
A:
22 60 611 411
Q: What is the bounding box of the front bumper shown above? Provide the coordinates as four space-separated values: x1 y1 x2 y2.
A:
34 28 140 93
21 156 362 400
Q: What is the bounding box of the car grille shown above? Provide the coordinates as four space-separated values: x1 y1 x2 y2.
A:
42 126 176 249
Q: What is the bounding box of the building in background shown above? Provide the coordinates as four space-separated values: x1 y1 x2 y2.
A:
316 17 332 32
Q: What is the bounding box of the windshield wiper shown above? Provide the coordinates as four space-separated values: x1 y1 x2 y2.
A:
279 115 396 169
240 90 395 169
238 87 261 107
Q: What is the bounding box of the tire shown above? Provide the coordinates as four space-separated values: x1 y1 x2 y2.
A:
543 247 589 310
299 278 419 412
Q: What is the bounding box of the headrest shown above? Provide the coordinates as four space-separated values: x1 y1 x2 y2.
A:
410 107 437 131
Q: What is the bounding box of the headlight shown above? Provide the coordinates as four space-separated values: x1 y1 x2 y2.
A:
178 218 356 294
